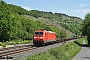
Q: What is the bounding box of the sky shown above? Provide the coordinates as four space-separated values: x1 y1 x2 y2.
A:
4 0 90 19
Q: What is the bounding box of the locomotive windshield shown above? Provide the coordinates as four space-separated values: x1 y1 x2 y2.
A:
35 32 43 35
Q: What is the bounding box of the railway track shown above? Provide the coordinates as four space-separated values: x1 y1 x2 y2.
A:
0 44 39 59
0 38 77 59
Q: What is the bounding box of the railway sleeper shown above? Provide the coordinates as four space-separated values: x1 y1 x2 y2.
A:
23 49 29 51
0 53 11 58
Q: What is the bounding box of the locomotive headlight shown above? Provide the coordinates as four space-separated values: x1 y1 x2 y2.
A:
39 37 43 39
34 37 37 39
40 37 43 40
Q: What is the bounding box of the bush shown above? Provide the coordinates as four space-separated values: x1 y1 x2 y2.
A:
0 42 6 47
0 42 2 46
2 44 6 47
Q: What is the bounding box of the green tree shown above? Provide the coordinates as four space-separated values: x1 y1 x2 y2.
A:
82 13 90 46
59 30 66 39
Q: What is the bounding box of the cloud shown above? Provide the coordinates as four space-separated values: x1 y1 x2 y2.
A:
76 10 80 12
76 9 90 14
22 6 33 11
77 4 87 7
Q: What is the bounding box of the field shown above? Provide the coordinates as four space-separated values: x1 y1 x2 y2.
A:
24 38 86 60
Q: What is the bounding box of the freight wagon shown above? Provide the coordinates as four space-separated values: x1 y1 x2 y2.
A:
33 30 56 45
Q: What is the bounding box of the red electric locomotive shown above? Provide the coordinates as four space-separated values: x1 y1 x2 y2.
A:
33 30 56 45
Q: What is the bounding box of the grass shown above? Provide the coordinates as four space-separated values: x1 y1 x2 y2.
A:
0 39 32 48
24 52 57 60
84 37 90 49
3 40 33 45
85 38 88 44
24 38 85 60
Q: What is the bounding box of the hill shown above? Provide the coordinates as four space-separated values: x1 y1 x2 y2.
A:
26 10 83 37
0 0 83 42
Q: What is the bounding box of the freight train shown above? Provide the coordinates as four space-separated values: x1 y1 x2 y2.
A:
33 30 56 45
33 30 82 45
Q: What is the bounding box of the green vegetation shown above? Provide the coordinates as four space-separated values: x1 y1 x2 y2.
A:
0 1 59 42
4 40 32 45
28 10 83 36
24 38 85 60
0 42 6 47
0 1 83 42
0 40 32 47
82 13 90 46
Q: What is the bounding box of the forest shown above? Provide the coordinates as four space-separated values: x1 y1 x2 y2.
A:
0 0 83 42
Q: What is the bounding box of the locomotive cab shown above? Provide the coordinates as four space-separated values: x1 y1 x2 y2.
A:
33 30 45 45
34 32 43 40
